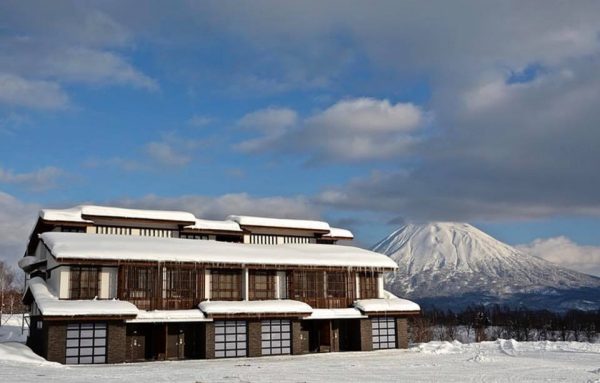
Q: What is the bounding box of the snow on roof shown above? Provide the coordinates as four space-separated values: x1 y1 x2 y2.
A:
130 309 209 323
40 205 196 224
305 308 366 320
323 227 354 239
199 300 312 315
18 256 46 271
227 215 330 232
26 277 138 317
40 232 398 269
354 296 420 313
39 206 92 223
184 218 243 233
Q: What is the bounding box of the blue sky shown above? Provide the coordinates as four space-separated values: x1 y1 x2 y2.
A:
1 1 600 276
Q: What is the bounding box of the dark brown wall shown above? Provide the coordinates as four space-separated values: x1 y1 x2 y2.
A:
247 320 262 357
203 322 215 359
46 321 67 364
292 320 307 355
330 321 340 352
359 318 373 352
396 317 408 349
107 321 126 363
27 316 45 357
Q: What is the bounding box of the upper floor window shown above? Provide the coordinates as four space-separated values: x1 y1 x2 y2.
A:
211 269 242 300
359 271 379 299
249 234 278 245
96 226 132 235
282 236 311 244
61 226 86 233
249 270 276 300
70 266 100 299
326 272 353 299
180 233 209 240
139 228 176 238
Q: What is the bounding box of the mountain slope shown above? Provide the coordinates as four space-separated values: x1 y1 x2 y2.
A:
373 222 600 311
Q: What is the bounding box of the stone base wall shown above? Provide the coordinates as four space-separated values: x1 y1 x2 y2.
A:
359 318 373 351
396 318 408 349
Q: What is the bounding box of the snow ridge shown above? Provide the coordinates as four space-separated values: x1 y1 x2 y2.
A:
373 222 600 311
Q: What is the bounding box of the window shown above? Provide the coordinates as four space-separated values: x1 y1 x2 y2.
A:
211 269 242 300
162 265 204 309
261 319 291 355
359 272 379 299
119 266 158 310
289 270 323 306
326 272 350 298
61 226 86 233
70 267 100 299
282 236 311 244
214 320 247 358
180 233 209 240
96 226 132 235
249 234 278 245
372 317 396 350
65 322 107 364
139 228 176 238
249 270 276 300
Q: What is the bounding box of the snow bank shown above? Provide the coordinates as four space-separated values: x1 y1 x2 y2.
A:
199 300 312 315
18 256 46 271
26 277 138 317
0 343 58 366
41 232 398 269
227 215 330 232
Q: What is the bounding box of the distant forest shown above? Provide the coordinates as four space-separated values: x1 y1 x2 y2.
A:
410 305 600 343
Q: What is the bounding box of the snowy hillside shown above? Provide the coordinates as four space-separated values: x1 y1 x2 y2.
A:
373 222 600 311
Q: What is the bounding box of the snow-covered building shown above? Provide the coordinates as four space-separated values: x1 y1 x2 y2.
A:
19 205 420 364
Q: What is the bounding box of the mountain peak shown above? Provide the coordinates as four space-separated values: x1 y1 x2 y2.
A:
373 222 600 312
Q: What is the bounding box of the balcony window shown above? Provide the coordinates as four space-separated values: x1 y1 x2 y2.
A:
70 266 100 299
210 269 242 300
249 270 276 300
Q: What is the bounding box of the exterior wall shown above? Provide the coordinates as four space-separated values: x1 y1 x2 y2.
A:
396 317 408 349
45 321 67 363
377 274 384 298
247 320 262 357
203 322 215 359
276 271 287 299
359 318 373 351
46 264 70 299
107 322 127 363
291 320 307 355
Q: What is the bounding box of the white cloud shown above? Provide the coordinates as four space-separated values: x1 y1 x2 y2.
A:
0 166 66 192
517 237 600 277
0 73 69 110
187 115 214 128
236 98 426 162
143 133 211 167
116 193 322 221
0 191 39 266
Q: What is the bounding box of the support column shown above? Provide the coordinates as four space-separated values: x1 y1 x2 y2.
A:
247 320 262 357
359 318 373 351
203 322 215 359
242 268 249 301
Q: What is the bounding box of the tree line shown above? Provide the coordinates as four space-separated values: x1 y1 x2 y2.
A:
409 304 599 343
0 260 26 325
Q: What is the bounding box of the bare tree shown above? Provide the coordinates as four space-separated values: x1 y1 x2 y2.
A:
0 261 17 325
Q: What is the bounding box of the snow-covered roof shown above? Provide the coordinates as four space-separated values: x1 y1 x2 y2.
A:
40 232 398 269
18 256 46 271
305 308 366 320
354 297 420 313
323 227 354 239
40 205 196 224
39 207 93 223
184 218 243 233
199 300 312 315
227 215 331 232
129 309 209 323
26 277 138 317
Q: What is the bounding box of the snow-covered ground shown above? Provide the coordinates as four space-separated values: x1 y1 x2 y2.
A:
1 316 599 382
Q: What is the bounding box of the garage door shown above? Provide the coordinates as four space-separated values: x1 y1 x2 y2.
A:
372 317 396 350
261 319 291 355
215 320 247 358
65 322 107 364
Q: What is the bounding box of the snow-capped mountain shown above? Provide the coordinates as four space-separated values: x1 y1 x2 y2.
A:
373 222 600 312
